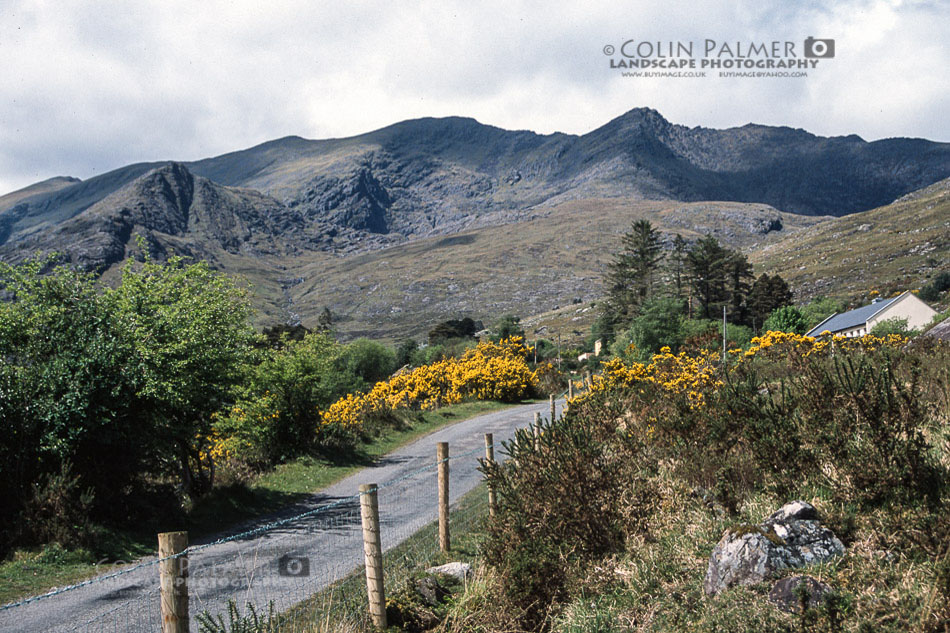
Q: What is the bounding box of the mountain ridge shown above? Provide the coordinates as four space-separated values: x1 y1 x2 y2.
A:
0 108 947 336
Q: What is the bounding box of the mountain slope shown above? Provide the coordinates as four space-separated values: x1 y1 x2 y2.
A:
0 176 80 210
276 198 821 339
753 177 950 303
0 163 316 273
2 109 947 255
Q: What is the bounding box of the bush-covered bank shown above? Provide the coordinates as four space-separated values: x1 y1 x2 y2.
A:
0 254 546 575
0 399 518 606
447 333 950 632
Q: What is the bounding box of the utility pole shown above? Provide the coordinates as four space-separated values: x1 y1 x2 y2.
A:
722 305 727 364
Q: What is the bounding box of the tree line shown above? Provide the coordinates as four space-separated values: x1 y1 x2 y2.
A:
596 220 795 358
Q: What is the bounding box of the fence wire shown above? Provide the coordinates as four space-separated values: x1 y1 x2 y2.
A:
0 400 561 633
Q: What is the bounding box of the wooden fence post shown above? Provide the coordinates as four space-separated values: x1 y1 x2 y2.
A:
437 442 450 553
568 379 574 400
359 484 387 630
550 394 556 424
484 433 497 517
158 531 189 633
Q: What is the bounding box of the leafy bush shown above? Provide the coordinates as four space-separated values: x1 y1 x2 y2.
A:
339 338 396 385
611 297 686 361
870 316 916 337
0 254 257 545
209 332 363 465
763 304 808 334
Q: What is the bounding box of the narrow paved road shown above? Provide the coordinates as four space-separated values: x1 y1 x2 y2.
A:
0 399 563 633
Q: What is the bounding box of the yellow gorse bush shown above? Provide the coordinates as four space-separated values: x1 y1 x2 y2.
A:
578 346 721 409
573 331 907 412
321 337 539 432
739 330 906 362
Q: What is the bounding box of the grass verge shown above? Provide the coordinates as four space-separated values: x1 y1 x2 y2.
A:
0 400 515 606
275 482 489 632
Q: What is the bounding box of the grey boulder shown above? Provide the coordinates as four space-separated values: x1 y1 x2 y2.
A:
425 561 473 581
704 501 844 596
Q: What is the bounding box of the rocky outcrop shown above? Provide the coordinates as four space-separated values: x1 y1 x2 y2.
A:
704 501 844 596
924 319 950 343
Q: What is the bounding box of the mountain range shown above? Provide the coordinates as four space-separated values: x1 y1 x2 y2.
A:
1 108 947 338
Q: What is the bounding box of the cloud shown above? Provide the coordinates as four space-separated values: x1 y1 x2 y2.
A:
0 0 946 195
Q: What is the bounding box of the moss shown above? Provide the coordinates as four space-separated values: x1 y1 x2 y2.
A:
728 523 786 546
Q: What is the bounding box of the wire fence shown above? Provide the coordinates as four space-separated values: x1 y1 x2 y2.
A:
0 399 563 633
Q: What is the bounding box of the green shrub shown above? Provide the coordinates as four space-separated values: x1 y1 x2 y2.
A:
763 305 808 334
870 316 916 337
481 403 652 629
195 599 278 633
339 338 396 385
612 297 686 361
802 297 845 329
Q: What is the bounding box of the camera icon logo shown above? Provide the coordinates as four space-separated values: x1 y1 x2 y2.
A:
804 37 835 58
277 554 310 577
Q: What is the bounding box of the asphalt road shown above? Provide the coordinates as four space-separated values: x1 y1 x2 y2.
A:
0 399 562 633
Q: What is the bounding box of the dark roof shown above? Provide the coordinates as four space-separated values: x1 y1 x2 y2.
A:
806 296 899 336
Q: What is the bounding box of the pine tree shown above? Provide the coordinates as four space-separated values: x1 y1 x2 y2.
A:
726 251 754 325
747 273 793 329
669 234 688 300
686 235 731 319
603 220 665 330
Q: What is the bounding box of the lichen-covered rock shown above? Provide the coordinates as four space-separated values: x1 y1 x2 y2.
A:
704 501 845 596
425 561 473 581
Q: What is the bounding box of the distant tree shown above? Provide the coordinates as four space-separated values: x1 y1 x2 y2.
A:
317 307 334 332
612 297 686 361
261 324 310 349
533 339 557 361
919 271 950 302
492 314 525 341
669 234 689 300
725 251 755 325
801 297 845 330
428 317 481 344
395 339 419 367
747 274 793 329
686 235 731 319
684 235 754 323
763 305 808 334
339 339 397 385
602 219 665 332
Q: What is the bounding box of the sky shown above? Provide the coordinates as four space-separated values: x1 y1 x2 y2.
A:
0 0 947 195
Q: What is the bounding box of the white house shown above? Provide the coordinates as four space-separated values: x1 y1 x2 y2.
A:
806 291 937 338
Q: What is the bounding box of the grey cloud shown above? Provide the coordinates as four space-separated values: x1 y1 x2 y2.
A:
0 0 946 195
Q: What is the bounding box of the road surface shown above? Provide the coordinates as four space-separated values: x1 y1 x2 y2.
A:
0 399 563 632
